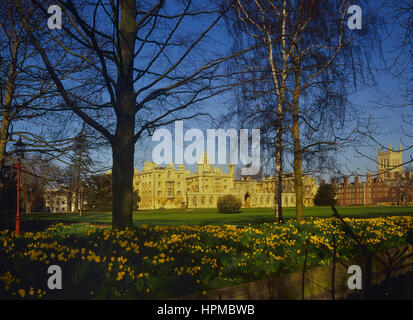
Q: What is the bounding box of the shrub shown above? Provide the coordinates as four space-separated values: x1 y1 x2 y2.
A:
217 195 242 214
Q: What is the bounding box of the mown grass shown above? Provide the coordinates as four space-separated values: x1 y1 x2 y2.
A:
19 206 413 228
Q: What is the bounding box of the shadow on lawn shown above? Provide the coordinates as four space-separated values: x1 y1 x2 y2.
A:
0 213 63 232
2 206 413 232
0 212 111 232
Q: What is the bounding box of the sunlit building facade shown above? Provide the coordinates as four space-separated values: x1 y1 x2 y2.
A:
133 154 317 210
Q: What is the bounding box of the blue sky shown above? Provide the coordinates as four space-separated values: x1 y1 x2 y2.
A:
136 2 413 179
13 1 412 179
337 15 413 177
110 2 413 178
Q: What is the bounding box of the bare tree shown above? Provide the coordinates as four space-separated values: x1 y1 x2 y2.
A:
228 0 382 221
16 0 246 229
223 0 289 222
0 0 85 191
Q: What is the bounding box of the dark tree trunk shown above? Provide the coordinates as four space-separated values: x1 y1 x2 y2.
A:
74 190 79 212
274 124 283 223
24 198 32 214
0 119 9 185
67 192 72 212
112 136 134 229
0 39 18 185
111 0 137 229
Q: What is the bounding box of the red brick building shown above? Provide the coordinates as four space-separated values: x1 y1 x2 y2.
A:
333 145 413 206
334 172 413 206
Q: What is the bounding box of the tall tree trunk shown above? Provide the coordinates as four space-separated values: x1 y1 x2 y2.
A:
74 190 79 212
112 134 134 229
67 192 72 212
292 71 304 222
274 117 283 223
75 162 81 213
0 115 11 185
24 198 32 214
0 41 18 185
79 186 82 216
111 0 137 229
267 29 285 224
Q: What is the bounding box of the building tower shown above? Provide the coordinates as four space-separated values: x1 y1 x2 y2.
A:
377 144 402 179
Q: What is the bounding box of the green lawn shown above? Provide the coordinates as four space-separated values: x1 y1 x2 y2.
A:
21 206 413 227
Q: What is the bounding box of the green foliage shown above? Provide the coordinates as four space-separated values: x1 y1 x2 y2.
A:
314 183 337 206
84 173 112 211
217 195 242 214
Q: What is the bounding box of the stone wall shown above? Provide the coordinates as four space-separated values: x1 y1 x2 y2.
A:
173 244 413 300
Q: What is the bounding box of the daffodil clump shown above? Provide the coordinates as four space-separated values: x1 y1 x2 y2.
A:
0 216 412 299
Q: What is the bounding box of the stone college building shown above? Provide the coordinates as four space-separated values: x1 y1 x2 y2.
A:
133 154 317 210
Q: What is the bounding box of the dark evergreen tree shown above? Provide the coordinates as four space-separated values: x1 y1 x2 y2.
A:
84 174 112 212
314 183 337 206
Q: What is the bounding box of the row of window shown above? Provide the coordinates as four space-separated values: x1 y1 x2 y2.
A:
339 187 389 193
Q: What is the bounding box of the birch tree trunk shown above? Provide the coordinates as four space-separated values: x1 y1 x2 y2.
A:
292 70 304 222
